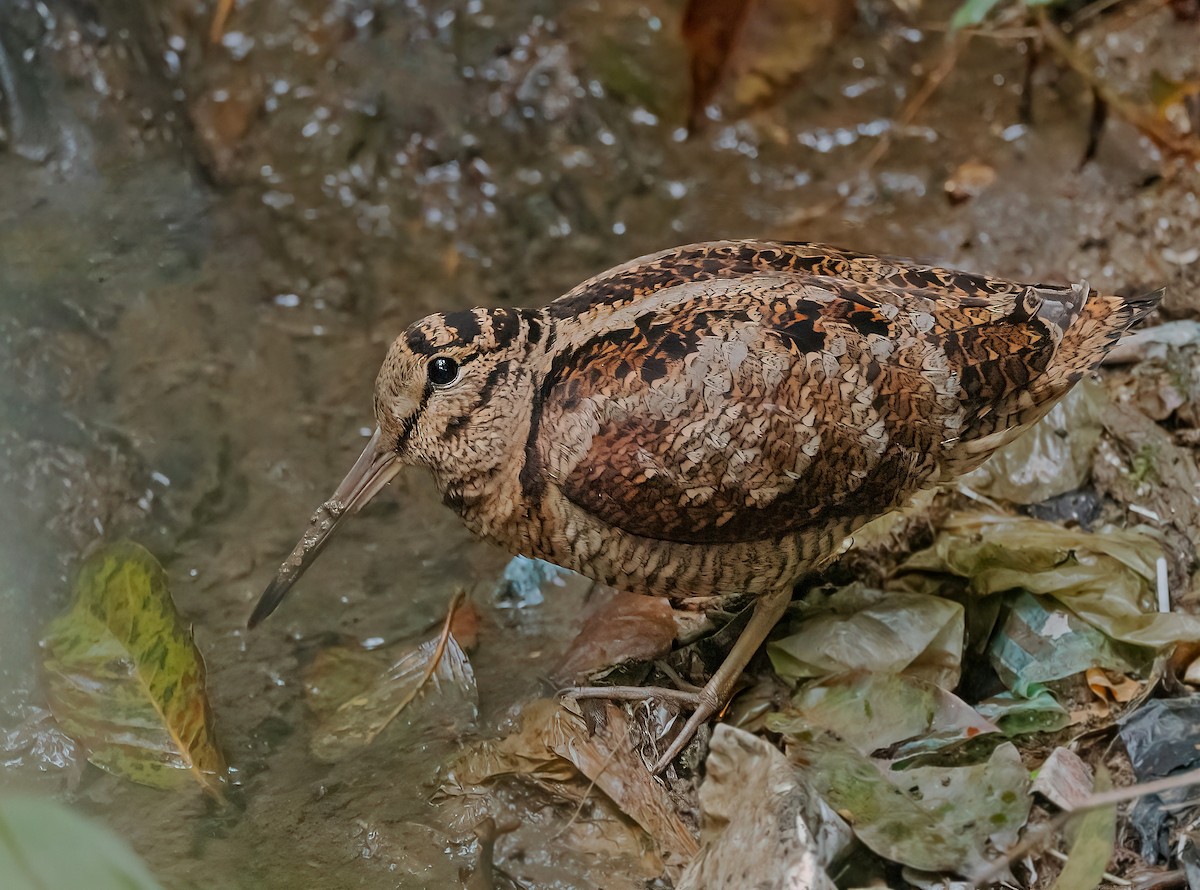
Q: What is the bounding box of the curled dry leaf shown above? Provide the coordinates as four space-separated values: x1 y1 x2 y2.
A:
682 0 854 131
677 725 850 890
1031 747 1094 811
554 590 676 684
1086 667 1141 704
40 542 225 793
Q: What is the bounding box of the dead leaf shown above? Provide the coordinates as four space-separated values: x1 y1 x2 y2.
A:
305 633 477 761
789 734 1032 880
770 672 998 758
554 590 676 684
450 599 482 651
1086 667 1141 704
454 699 698 865
1049 767 1116 890
682 0 753 132
40 542 225 793
677 725 850 890
1150 70 1200 137
682 0 854 132
1032 748 1094 811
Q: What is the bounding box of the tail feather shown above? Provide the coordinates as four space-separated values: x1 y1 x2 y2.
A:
940 283 1164 478
1053 284 1164 388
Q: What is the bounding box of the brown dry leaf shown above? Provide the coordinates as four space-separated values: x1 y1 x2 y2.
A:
682 0 753 132
450 599 482 651
305 632 477 762
1186 655 1200 686
682 0 854 131
454 699 698 865
1086 667 1142 704
554 590 676 684
1031 747 1094 811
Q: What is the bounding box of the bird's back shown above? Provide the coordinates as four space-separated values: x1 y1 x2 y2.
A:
524 241 1158 574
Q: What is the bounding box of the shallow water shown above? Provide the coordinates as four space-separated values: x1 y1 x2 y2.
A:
2 0 1198 886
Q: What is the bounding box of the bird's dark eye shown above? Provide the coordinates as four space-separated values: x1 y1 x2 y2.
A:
428 356 460 386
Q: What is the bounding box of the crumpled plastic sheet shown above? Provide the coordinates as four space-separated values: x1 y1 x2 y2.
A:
900 512 1200 648
767 585 964 690
1119 695 1200 863
965 379 1105 505
989 591 1152 697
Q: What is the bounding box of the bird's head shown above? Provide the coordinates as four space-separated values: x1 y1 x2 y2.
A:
248 307 544 627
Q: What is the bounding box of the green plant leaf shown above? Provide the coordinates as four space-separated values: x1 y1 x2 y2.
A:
0 795 164 890
40 542 225 792
950 0 1004 29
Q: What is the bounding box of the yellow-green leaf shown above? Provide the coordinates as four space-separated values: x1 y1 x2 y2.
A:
1049 767 1116 890
0 795 165 890
40 542 225 792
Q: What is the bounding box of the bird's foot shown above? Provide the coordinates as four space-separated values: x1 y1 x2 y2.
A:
567 685 701 707
564 585 795 774
562 683 717 773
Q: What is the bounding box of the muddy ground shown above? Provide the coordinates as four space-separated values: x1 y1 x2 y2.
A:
1 0 1198 887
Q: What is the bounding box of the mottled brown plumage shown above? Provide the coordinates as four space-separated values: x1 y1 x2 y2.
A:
250 240 1160 768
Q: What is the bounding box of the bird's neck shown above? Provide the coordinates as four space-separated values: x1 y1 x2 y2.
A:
425 364 543 546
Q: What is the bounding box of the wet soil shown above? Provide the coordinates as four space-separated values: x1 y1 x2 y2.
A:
1 0 1197 887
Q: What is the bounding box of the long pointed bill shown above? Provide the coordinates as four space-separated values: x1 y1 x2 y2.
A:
248 428 402 628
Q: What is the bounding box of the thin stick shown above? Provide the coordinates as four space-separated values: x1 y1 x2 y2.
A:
209 0 236 45
779 34 966 228
975 766 1200 887
1037 13 1200 160
861 34 966 171
1045 848 1131 886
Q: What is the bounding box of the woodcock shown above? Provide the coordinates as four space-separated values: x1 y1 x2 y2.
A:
250 240 1160 771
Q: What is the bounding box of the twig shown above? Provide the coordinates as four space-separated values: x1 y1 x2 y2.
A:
779 34 966 228
861 33 966 170
1037 13 1200 160
974 766 1200 887
209 0 236 45
1045 848 1131 886
553 742 621 840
